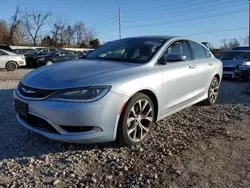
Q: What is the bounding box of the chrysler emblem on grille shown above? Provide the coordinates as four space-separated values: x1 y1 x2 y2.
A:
22 87 36 94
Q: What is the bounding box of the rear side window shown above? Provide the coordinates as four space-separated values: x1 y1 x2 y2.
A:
203 47 211 58
189 41 206 59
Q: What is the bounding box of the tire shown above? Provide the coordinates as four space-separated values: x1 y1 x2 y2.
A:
117 93 155 146
6 61 18 71
202 76 220 106
242 70 250 82
46 60 53 66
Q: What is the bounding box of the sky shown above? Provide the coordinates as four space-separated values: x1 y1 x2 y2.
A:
0 0 248 47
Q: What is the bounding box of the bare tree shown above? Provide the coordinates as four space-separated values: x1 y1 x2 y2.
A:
63 25 75 47
24 11 51 45
9 6 22 45
50 15 68 46
220 38 240 49
74 21 85 45
0 19 9 44
73 21 95 47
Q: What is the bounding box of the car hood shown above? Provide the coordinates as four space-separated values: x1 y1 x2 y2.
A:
21 60 141 90
222 59 245 67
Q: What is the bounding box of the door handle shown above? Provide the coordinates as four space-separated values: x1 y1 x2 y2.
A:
209 62 213 66
189 65 196 69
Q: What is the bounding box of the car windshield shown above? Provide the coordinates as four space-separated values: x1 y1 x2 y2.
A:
86 38 167 63
219 51 250 60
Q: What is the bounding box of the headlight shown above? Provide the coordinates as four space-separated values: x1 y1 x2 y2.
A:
242 61 250 66
47 86 111 102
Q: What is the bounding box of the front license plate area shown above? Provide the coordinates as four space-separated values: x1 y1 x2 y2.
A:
15 99 28 119
223 71 233 75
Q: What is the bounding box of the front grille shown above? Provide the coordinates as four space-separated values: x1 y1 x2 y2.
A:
20 113 58 133
18 83 56 98
223 67 234 72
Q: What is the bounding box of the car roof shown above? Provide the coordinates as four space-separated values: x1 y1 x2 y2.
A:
125 35 177 40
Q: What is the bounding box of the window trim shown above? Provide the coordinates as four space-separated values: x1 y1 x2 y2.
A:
156 40 193 65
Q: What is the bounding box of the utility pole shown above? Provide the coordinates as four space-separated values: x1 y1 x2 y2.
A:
119 7 122 39
249 0 250 46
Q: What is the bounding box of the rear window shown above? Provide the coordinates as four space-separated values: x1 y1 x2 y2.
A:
219 52 250 60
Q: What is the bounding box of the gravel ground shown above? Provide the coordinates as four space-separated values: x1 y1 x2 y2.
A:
0 69 250 188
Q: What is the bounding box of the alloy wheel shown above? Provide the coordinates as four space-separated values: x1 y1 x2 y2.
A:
126 99 153 142
209 78 219 103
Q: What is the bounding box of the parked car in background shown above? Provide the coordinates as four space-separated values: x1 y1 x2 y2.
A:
219 50 250 82
13 48 33 55
232 46 250 51
36 50 81 66
25 48 56 67
0 44 12 52
0 49 26 71
14 36 222 146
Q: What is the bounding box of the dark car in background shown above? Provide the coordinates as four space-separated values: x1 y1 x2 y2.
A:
219 50 250 82
25 48 56 67
0 44 12 52
35 50 81 66
232 46 250 51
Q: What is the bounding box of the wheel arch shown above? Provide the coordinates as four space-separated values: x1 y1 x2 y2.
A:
214 74 220 82
120 89 159 123
5 60 18 69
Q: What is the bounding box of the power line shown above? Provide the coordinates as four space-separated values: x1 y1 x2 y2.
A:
124 8 247 29
122 0 243 21
123 0 240 16
87 13 117 28
188 27 248 36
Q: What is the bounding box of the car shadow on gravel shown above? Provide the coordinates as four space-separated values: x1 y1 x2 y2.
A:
0 89 118 160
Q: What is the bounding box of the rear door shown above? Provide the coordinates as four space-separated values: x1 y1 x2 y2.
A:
159 40 197 114
188 41 214 97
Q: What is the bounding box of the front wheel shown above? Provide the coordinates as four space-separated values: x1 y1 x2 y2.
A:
117 93 155 146
6 61 18 71
202 76 220 106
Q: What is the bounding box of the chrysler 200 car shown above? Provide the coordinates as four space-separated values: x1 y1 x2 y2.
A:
14 36 222 146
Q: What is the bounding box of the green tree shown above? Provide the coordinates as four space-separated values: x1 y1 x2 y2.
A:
89 39 100 48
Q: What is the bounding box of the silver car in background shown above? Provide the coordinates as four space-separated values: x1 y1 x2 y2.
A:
0 49 26 71
14 36 222 146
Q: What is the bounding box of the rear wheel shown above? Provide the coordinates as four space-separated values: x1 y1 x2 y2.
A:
202 76 219 106
117 93 155 146
6 61 18 71
242 70 250 82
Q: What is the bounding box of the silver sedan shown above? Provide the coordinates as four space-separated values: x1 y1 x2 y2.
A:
14 36 222 146
0 49 26 71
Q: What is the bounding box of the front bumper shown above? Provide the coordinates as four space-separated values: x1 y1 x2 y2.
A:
17 60 26 67
14 89 129 143
223 65 249 79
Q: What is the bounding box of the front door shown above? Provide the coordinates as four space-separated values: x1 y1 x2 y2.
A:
159 40 197 114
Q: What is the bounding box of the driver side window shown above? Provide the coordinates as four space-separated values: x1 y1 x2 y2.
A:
163 41 191 61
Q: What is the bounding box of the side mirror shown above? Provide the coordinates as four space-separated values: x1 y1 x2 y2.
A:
158 57 167 65
167 54 186 62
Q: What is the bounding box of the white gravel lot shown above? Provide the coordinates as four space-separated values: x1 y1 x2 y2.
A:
0 69 249 188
